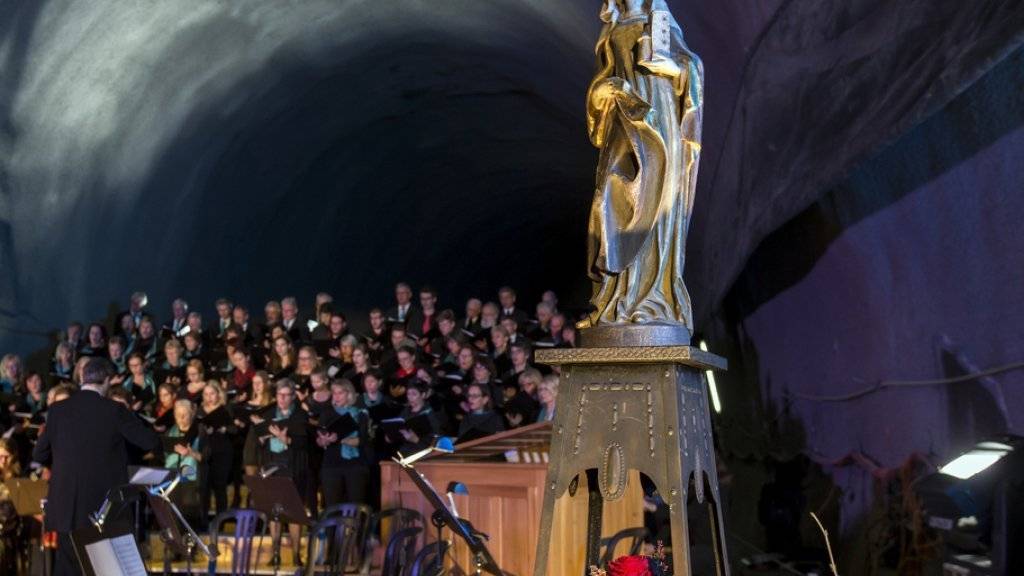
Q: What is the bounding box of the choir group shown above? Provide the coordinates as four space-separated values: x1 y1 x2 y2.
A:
0 284 567 536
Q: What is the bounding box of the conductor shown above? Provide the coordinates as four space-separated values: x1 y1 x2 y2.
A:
32 357 160 576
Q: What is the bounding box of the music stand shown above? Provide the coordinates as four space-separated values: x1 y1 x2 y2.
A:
395 459 506 575
5 479 48 576
70 520 147 576
147 492 212 576
244 474 311 575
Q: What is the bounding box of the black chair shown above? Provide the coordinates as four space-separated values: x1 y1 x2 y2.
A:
380 526 422 576
206 508 268 576
408 540 448 576
599 526 649 567
319 503 372 571
301 514 359 576
370 507 424 544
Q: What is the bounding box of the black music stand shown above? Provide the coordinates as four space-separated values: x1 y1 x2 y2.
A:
70 520 147 576
244 473 311 575
147 491 212 576
395 458 507 576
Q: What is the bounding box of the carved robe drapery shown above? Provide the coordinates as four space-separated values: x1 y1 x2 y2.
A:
581 1 704 335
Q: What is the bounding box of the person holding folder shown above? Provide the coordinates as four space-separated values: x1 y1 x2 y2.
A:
317 379 370 506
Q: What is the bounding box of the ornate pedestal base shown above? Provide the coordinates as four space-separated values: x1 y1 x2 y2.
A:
533 346 730 576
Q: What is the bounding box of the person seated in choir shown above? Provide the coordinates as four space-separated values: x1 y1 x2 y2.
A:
387 346 422 402
386 282 416 325
163 298 189 337
155 338 188 387
391 380 442 457
0 438 23 481
561 323 579 348
214 298 234 339
502 369 541 429
16 372 46 417
46 383 75 406
356 370 392 411
462 298 483 335
536 374 558 422
152 383 178 433
240 371 275 480
135 316 159 362
342 344 372 392
501 341 533 389
489 326 513 376
497 286 530 327
258 380 308 566
428 309 458 358
541 290 559 313
300 369 332 419
79 323 108 358
365 308 388 363
469 356 501 408
123 352 156 410
198 381 234 517
528 302 555 342
501 316 530 346
268 335 297 380
541 313 568 348
327 335 358 377
281 296 308 344
228 346 255 399
326 311 349 345
479 301 500 338
182 330 209 368
115 313 137 353
458 383 505 440
379 323 411 376
232 305 261 347
107 336 128 379
292 345 319 392
406 285 439 347
51 342 76 385
179 359 207 403
318 379 370 506
183 310 205 345
0 354 23 394
64 321 85 353
436 334 469 376
309 303 334 342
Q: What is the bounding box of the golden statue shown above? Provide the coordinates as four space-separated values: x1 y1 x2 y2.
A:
578 0 704 341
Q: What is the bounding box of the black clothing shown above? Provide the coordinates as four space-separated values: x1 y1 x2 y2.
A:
499 307 530 328
458 410 505 440
32 389 160 533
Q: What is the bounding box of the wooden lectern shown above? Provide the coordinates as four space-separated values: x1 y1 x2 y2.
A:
380 422 644 575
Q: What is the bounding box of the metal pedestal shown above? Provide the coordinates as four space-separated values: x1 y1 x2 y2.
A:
533 345 729 576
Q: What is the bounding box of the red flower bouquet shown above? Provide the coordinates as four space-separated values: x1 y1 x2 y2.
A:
607 555 652 576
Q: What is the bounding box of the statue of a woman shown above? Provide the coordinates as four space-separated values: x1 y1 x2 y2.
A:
578 0 704 342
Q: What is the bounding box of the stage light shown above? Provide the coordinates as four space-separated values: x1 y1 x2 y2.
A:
940 442 1014 480
699 340 723 413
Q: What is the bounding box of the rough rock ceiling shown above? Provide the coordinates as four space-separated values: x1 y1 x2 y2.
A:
0 0 1021 345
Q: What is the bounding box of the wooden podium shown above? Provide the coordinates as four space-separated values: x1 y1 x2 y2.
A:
380 422 644 575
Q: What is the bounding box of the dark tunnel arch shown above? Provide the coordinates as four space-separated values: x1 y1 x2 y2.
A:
91 21 601 322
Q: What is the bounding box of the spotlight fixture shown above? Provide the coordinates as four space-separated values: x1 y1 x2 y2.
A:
699 340 723 413
940 441 1014 480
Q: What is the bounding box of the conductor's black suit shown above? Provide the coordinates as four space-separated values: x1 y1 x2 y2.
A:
33 388 160 575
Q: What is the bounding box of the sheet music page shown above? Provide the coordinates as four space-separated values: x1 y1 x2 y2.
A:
111 534 148 576
129 467 169 485
85 534 146 576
